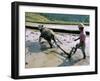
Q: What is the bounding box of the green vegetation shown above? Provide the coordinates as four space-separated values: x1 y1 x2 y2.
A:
25 12 49 22
25 12 89 25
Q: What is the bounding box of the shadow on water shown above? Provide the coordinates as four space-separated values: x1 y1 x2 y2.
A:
26 41 41 53
39 41 51 51
25 41 51 54
57 51 89 66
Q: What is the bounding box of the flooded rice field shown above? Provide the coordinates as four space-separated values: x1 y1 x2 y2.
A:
25 28 90 68
26 22 90 32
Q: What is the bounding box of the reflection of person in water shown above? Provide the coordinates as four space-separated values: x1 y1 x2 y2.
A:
74 23 86 59
38 25 57 48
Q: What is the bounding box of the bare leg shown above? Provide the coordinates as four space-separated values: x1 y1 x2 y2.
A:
81 45 86 59
82 51 86 59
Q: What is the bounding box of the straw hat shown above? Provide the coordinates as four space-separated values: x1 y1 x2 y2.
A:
78 23 85 29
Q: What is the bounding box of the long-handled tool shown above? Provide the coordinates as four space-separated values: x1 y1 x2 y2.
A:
54 36 77 59
55 37 63 44
53 37 70 57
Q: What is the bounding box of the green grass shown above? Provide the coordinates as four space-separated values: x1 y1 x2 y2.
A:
25 12 50 22
25 12 89 25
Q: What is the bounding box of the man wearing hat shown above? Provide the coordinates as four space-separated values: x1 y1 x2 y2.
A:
74 23 86 59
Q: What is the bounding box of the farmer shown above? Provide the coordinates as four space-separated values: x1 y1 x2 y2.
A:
74 23 86 59
38 25 57 48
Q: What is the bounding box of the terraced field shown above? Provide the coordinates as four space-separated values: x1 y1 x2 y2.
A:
25 28 90 68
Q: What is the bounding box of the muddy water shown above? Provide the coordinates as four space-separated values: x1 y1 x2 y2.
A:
25 28 90 68
26 22 90 32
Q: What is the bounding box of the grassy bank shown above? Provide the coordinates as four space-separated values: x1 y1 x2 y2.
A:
25 12 89 26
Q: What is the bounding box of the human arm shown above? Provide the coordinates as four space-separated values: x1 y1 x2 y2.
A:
74 37 80 41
